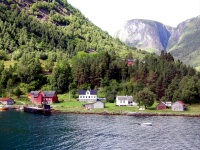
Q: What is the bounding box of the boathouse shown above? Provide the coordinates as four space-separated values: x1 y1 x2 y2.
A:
29 91 58 105
172 101 186 111
78 90 98 102
0 98 14 105
156 101 167 110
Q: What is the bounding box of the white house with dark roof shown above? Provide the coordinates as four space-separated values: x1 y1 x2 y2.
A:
116 96 135 106
78 90 98 102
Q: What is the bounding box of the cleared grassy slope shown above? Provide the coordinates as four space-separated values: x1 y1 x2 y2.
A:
169 16 200 70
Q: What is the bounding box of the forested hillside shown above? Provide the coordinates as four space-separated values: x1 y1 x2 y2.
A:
0 0 142 58
0 0 200 105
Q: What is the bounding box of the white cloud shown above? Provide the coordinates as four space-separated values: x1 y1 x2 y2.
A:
68 0 200 36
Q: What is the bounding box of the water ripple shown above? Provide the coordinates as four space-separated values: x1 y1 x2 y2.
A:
0 111 200 150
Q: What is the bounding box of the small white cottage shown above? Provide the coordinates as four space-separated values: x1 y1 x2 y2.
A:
78 90 97 102
116 96 133 106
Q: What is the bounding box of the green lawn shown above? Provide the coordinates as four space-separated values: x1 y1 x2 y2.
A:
12 91 199 116
51 97 200 115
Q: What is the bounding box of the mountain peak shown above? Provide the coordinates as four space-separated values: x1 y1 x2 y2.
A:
115 16 200 69
115 19 171 53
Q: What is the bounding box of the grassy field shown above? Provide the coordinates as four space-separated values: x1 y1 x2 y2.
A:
11 91 200 116
51 94 200 116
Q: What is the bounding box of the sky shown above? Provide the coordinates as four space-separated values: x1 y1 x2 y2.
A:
68 0 200 36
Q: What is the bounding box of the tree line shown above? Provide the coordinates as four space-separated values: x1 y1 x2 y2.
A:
1 50 200 106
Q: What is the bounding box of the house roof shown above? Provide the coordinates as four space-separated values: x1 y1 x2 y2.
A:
173 100 186 106
78 90 97 95
94 101 104 104
157 101 167 106
177 101 186 105
30 91 40 97
83 101 104 106
43 91 56 97
117 96 133 101
127 59 135 62
0 98 13 101
30 91 56 98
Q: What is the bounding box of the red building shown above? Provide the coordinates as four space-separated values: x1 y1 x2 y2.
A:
0 98 14 105
157 101 167 110
127 59 136 66
29 91 58 105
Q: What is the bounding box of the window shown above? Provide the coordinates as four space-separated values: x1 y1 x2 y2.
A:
123 100 125 103
80 96 82 98
86 91 90 95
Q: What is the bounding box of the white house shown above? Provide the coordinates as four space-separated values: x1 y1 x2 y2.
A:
165 101 172 107
78 90 97 102
116 96 134 106
172 101 186 111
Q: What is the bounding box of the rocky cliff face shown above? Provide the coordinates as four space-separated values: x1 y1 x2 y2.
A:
168 16 200 69
166 22 187 51
114 16 200 69
114 19 171 54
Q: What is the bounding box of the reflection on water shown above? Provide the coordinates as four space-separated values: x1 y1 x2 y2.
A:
0 110 200 150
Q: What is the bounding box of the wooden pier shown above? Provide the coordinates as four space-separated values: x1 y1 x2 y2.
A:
24 105 51 116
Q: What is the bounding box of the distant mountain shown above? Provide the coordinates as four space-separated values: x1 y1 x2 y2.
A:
114 19 171 53
168 16 200 69
115 16 200 69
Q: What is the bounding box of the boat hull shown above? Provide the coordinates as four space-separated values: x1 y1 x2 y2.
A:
141 123 152 127
0 106 9 111
0 108 9 111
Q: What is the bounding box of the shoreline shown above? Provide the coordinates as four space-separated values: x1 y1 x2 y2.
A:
51 110 200 117
9 105 200 117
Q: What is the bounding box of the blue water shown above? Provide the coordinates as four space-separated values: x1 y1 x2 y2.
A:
0 110 200 150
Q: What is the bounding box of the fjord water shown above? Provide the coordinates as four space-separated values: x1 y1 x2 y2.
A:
0 111 200 150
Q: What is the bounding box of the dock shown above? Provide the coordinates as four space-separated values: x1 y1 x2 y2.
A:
24 106 51 116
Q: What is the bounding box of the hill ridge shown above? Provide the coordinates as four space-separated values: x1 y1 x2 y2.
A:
115 15 200 69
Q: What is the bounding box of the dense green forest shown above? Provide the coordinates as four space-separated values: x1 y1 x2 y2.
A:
0 0 200 106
